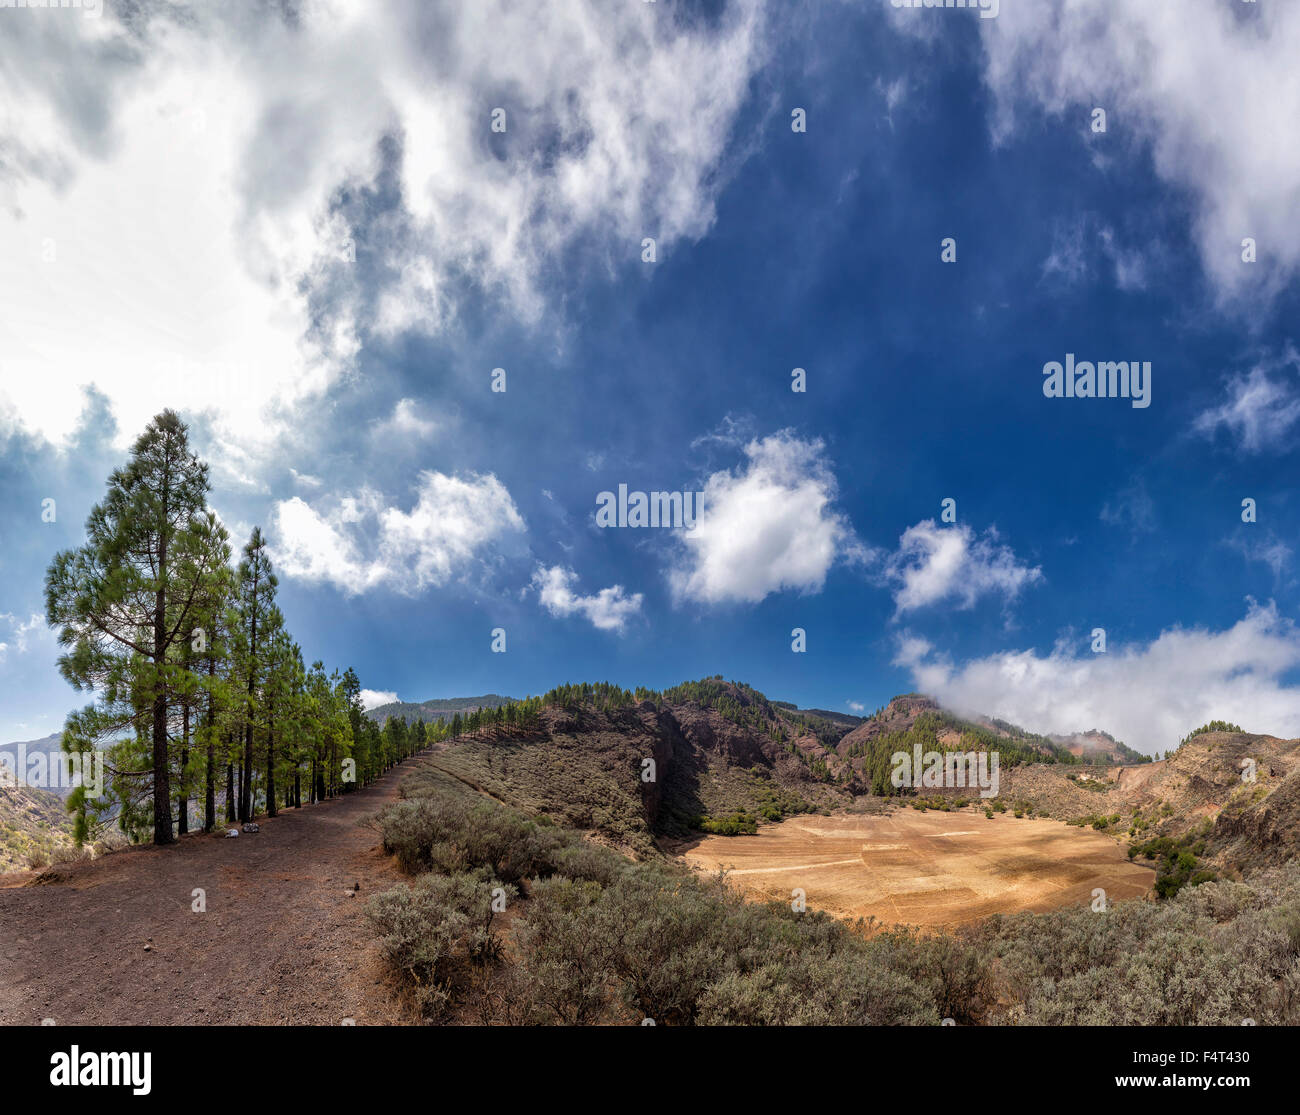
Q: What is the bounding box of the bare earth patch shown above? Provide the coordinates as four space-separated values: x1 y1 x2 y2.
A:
682 809 1154 928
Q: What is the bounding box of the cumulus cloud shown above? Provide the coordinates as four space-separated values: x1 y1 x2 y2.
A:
882 521 1041 616
0 0 770 461
271 470 524 595
668 431 866 606
532 565 643 633
359 689 398 711
980 0 1300 306
1193 355 1300 452
896 601 1300 753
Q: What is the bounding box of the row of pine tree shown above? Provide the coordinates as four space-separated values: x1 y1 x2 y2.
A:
42 410 425 846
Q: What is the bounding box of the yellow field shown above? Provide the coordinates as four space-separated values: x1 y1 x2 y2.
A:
682 809 1154 928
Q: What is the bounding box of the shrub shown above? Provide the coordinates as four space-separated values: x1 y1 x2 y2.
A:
365 870 516 1019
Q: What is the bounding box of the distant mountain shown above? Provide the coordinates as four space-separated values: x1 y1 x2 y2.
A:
0 731 62 758
771 701 863 729
365 695 519 725
0 731 109 800
1049 728 1152 765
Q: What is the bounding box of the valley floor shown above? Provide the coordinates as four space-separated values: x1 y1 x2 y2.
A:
683 808 1155 927
0 763 416 1026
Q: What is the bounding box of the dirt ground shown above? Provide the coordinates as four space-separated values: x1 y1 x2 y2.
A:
682 808 1154 928
0 762 415 1026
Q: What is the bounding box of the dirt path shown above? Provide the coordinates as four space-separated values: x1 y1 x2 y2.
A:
0 759 418 1026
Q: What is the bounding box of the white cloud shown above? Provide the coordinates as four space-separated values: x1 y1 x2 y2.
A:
375 398 438 441
896 601 1300 753
1193 355 1300 452
893 632 934 670
532 565 642 633
668 431 865 606
980 0 1300 306
272 469 525 595
883 521 1041 616
0 1 770 464
0 613 48 664
846 700 866 713
360 689 398 711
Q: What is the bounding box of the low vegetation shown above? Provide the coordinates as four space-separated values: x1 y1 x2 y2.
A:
368 761 1300 1025
1129 821 1218 898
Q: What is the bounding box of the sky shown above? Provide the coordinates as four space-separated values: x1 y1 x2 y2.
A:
3 0 1300 754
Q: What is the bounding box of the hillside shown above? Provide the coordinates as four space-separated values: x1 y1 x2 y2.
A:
364 678 1300 898
414 680 1098 854
973 727 1300 898
0 781 74 872
421 680 855 855
833 694 1080 793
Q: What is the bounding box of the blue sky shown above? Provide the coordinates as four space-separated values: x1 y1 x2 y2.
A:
3 0 1300 753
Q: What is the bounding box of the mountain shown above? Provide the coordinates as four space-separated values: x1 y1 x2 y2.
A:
0 732 72 800
0 731 111 801
832 694 1080 793
415 680 1090 854
365 695 518 725
421 678 855 855
0 731 62 759
1049 728 1151 765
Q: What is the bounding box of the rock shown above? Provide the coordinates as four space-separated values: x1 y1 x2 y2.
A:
241 822 260 833
225 829 239 838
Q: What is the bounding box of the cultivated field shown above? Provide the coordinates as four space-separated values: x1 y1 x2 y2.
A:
682 808 1154 928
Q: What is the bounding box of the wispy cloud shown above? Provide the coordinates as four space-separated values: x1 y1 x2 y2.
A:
1193 355 1300 452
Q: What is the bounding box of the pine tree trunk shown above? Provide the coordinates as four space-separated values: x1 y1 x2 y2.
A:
226 760 235 823
152 584 174 845
241 579 258 822
240 720 253 822
294 770 301 808
204 661 216 832
266 720 277 818
177 702 189 836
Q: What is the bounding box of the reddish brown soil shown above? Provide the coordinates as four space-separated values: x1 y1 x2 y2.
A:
0 763 415 1027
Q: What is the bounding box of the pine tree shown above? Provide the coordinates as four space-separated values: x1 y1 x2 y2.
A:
46 411 220 845
234 528 277 822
